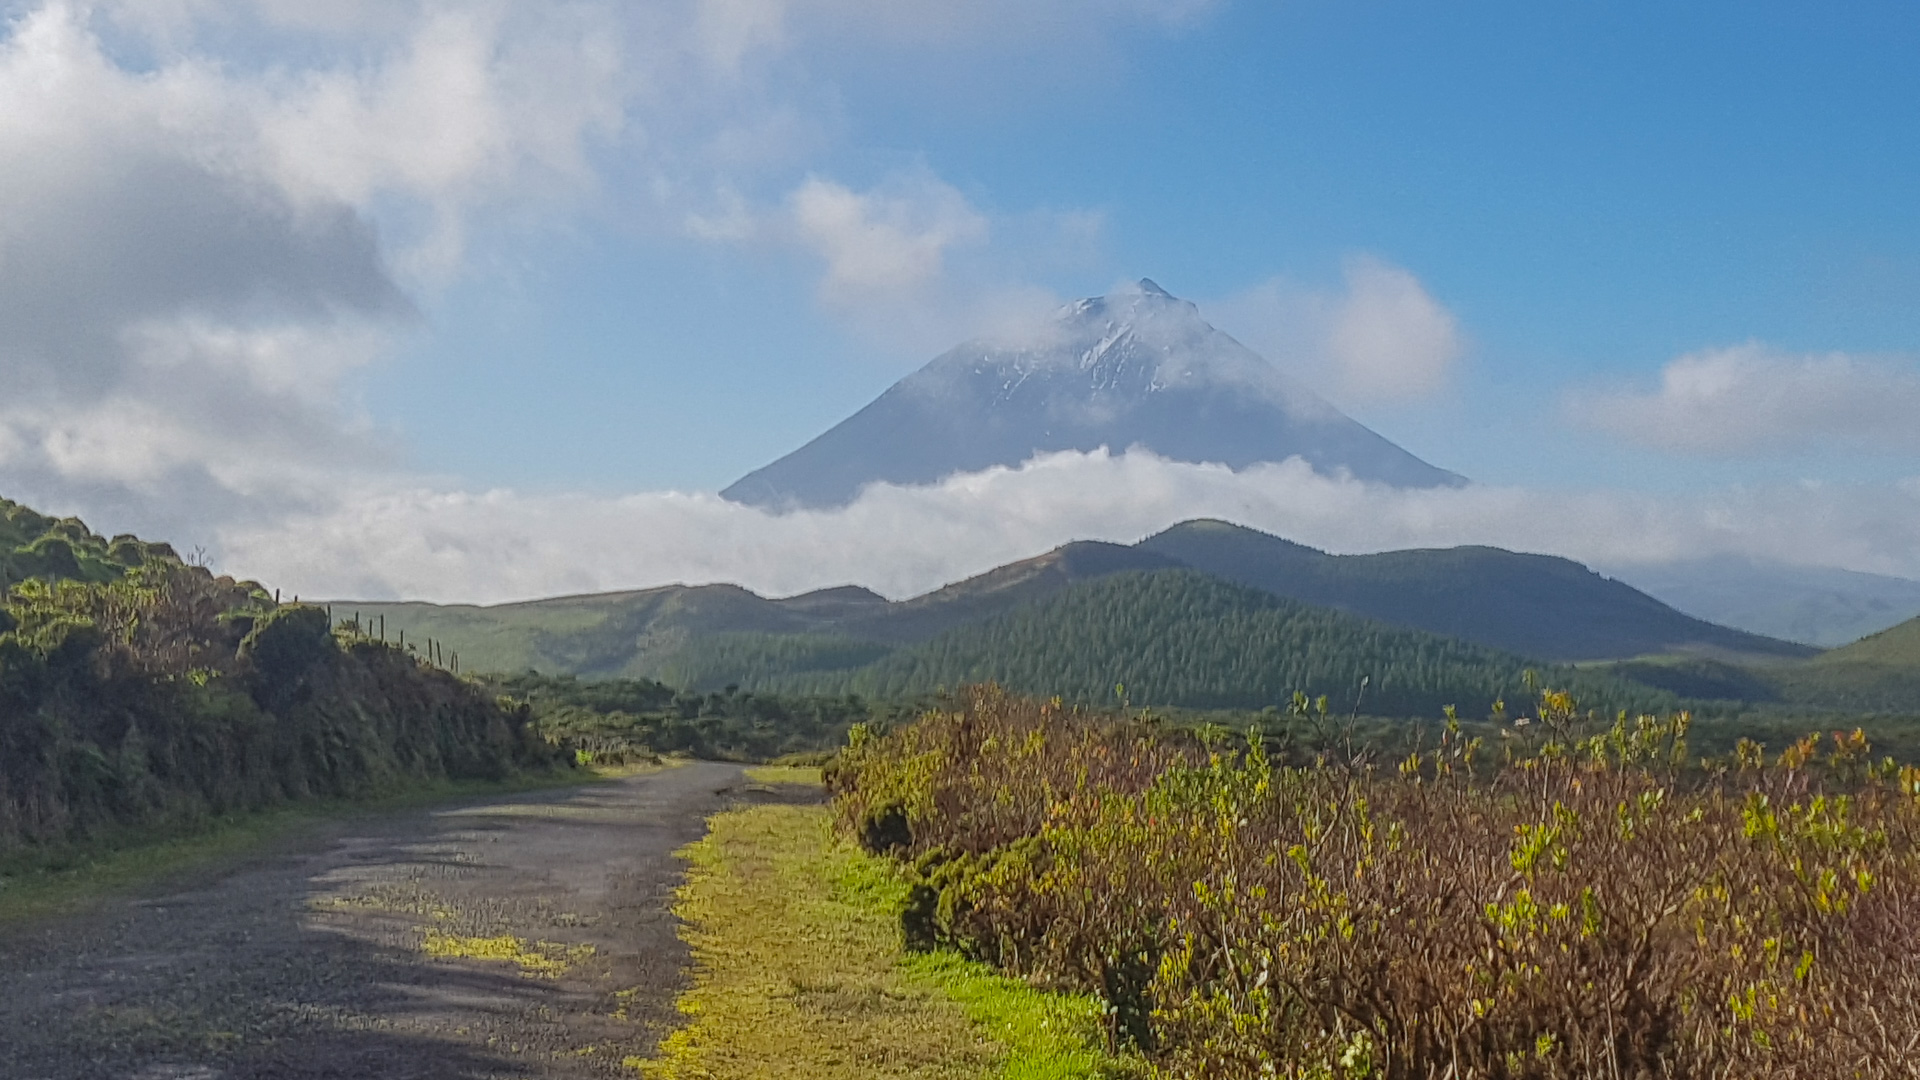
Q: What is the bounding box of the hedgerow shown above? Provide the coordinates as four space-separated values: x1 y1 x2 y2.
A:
830 685 1920 1078
0 502 564 853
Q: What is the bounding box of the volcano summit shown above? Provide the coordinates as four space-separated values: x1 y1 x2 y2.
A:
722 280 1464 510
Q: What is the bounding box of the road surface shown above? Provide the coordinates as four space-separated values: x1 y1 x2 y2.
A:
0 762 769 1079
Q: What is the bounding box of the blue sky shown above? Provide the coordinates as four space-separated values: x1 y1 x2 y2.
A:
3 0 1919 600
371 0 1920 496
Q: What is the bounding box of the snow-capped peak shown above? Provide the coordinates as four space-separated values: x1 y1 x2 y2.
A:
720 279 1465 509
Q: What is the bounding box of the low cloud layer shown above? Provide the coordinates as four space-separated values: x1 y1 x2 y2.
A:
1581 344 1920 455
218 450 1920 605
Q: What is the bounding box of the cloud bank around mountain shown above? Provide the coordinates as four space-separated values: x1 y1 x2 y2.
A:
218 449 1920 605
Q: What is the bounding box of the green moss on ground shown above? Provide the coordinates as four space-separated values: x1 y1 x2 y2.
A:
641 800 1133 1079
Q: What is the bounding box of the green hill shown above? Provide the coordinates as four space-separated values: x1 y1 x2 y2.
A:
1136 519 1815 663
332 583 823 677
1745 615 1920 713
344 521 1812 694
833 540 1179 642
0 497 563 854
1821 615 1920 666
340 540 1174 680
1589 614 1920 715
781 569 1670 718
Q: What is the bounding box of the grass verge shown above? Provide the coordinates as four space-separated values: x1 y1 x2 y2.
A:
742 763 823 787
0 765 609 925
639 799 1134 1079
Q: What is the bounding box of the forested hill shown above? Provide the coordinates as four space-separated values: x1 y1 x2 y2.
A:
780 569 1672 718
1137 519 1815 663
0 498 563 853
331 540 1178 679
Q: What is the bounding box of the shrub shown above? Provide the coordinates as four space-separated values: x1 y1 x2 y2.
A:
0 500 566 853
832 686 1920 1078
19 535 82 580
240 605 335 688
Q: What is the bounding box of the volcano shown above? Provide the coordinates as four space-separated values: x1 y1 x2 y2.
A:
722 279 1464 509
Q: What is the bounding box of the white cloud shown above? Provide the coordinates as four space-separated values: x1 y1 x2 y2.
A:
1580 343 1920 455
219 450 1920 604
1208 256 1464 406
247 4 625 279
695 0 1215 61
744 170 1090 355
0 5 407 531
788 172 988 302
0 0 635 538
1326 257 1462 402
0 0 1198 557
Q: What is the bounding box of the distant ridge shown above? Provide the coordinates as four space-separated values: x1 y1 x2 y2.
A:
1608 557 1920 647
800 568 1670 717
337 518 1816 694
1136 520 1816 663
723 280 1463 509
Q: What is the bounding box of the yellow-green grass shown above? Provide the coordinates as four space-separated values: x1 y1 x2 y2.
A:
742 763 823 787
640 800 1133 1079
0 766 604 925
419 930 598 979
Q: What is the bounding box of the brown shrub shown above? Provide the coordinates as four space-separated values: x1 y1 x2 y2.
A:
831 687 1920 1078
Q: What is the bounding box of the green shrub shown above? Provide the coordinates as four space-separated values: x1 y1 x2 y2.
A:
18 535 82 581
0 499 568 854
240 605 335 685
483 671 900 762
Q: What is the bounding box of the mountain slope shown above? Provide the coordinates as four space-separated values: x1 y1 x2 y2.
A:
723 280 1462 509
834 540 1180 642
337 583 844 678
1758 615 1920 713
1607 557 1920 647
344 521 1816 688
1137 519 1816 663
341 540 1177 679
1823 616 1920 666
787 569 1667 717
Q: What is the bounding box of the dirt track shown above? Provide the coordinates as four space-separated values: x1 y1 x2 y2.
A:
0 762 763 1080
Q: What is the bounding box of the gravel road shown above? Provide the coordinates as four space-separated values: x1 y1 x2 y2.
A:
0 762 766 1080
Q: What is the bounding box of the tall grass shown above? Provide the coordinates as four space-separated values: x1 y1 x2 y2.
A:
831 686 1920 1078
